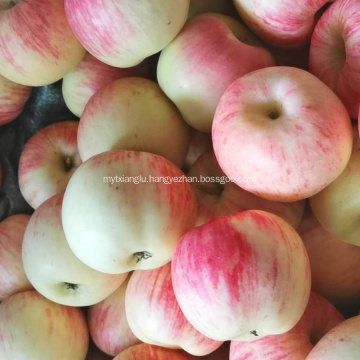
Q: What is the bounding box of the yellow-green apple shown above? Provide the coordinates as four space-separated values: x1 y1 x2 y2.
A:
0 0 85 86
307 315 360 359
188 0 236 18
158 13 274 133
310 0 360 119
19 121 82 209
298 209 360 307
172 210 311 341
230 292 344 360
62 150 197 274
22 193 127 307
310 128 360 246
0 290 89 360
113 344 194 360
125 263 222 356
0 214 32 301
0 74 30 125
88 276 140 357
62 53 150 117
232 0 331 46
64 0 190 68
212 66 353 202
77 77 189 167
188 150 305 226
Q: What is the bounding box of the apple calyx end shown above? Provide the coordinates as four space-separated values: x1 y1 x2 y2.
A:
64 282 79 290
134 251 153 263
250 330 259 337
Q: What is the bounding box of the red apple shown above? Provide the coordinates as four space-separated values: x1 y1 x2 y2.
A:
172 210 311 342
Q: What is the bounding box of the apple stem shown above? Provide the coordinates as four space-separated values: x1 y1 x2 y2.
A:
134 251 153 263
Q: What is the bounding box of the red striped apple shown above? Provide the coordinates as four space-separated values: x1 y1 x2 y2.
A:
125 263 222 356
64 0 190 68
0 74 30 126
310 0 360 119
0 290 89 360
88 277 140 357
0 214 32 301
0 0 85 86
230 292 344 360
212 66 353 202
22 193 128 307
188 150 305 227
307 315 360 359
62 150 197 274
77 77 189 167
62 53 150 117
19 121 81 209
172 210 311 342
158 13 274 132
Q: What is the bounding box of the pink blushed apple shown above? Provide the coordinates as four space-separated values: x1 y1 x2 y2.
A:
0 290 89 359
172 210 311 342
158 13 274 132
0 0 85 86
230 292 344 360
212 66 353 202
0 74 30 126
125 263 222 356
310 0 360 119
0 214 32 301
19 121 82 209
88 276 140 357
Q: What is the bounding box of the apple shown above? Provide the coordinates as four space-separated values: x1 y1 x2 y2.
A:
307 315 360 359
212 66 353 202
125 263 222 356
298 208 360 307
232 0 331 46
0 290 89 359
62 53 150 117
88 276 140 357
77 77 190 167
230 292 344 360
62 150 197 274
0 214 32 301
188 0 236 18
0 0 85 86
22 193 128 307
113 344 194 360
188 150 305 227
0 74 31 126
310 0 360 119
158 13 274 133
64 0 190 68
19 121 82 209
172 210 311 342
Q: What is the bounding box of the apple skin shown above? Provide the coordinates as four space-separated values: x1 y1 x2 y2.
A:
172 210 311 342
113 344 194 360
188 0 236 18
0 290 89 360
188 150 305 227
62 53 150 117
212 66 353 202
64 0 189 68
19 121 82 209
77 77 189 167
310 0 360 119
0 0 85 86
0 74 31 126
125 263 222 356
307 315 360 359
0 214 32 301
158 13 274 133
232 0 330 46
230 292 344 360
88 276 140 357
22 193 128 307
298 208 360 307
62 150 197 274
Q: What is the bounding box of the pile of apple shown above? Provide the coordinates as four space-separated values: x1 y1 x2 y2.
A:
1 0 360 359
